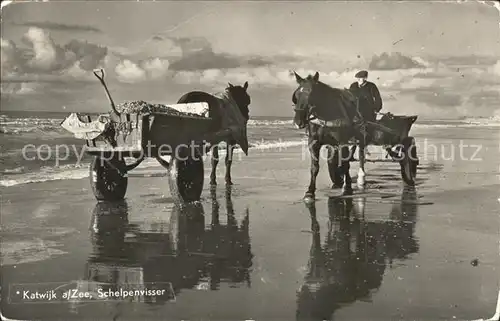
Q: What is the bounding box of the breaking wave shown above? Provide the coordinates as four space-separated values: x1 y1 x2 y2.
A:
2 112 499 188
0 115 65 135
0 138 306 187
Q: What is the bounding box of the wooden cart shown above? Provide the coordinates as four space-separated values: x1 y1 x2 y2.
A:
61 70 219 203
354 112 419 186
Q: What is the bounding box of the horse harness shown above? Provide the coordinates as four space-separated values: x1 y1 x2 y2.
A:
309 117 351 128
293 85 379 137
297 94 360 129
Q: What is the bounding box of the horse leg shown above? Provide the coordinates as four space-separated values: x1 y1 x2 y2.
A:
340 145 353 194
305 141 321 202
349 145 357 161
225 141 236 186
357 141 366 190
210 145 219 186
327 145 343 188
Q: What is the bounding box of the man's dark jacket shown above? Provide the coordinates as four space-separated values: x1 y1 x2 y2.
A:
349 81 383 122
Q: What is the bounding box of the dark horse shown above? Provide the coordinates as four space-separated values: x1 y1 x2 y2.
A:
296 188 419 320
292 71 360 202
177 82 251 186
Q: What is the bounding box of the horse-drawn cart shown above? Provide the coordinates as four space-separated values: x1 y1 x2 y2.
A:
61 70 220 203
291 71 420 201
351 112 419 187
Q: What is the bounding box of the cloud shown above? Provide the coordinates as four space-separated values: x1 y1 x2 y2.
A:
11 21 102 33
109 35 272 82
115 60 147 83
172 66 291 87
0 82 40 95
410 64 500 92
142 58 170 79
1 27 107 76
172 65 432 91
391 67 497 117
414 88 463 107
411 71 450 79
112 36 182 61
145 36 271 71
468 89 500 107
113 57 171 83
2 27 498 121
169 50 271 71
396 77 438 90
169 36 212 55
433 54 499 67
62 61 93 80
0 31 360 87
490 60 500 76
171 62 494 120
388 59 500 95
1 38 25 75
21 27 69 72
2 28 173 85
63 39 108 71
369 52 427 70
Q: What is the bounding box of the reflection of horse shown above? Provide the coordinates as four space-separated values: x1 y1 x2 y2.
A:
385 189 420 264
82 188 253 305
296 188 419 320
177 82 251 186
206 187 252 288
174 191 253 291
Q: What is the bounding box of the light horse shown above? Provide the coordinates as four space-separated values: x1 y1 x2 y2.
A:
292 71 362 202
177 82 251 186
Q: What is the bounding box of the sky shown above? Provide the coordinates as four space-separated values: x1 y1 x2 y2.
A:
1 0 500 118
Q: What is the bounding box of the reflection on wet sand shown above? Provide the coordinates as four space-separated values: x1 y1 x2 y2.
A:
296 188 420 320
77 186 252 306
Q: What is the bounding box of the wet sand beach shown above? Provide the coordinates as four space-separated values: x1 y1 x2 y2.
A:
1 126 499 321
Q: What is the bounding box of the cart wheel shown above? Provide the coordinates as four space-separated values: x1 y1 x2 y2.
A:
400 137 418 186
168 150 204 203
90 156 128 201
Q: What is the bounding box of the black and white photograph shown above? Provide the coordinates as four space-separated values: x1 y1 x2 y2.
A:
1 0 499 320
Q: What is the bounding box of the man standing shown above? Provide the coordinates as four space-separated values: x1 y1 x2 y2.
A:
349 70 383 122
347 70 383 161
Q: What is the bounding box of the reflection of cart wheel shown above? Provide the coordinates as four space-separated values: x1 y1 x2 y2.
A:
90 156 128 201
168 150 204 203
400 137 418 186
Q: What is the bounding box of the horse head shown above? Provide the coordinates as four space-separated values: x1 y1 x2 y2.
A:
226 81 251 121
292 71 319 129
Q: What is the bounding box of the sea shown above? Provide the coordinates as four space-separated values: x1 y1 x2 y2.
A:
1 110 499 188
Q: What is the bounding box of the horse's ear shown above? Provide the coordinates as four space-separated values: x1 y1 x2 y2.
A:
313 72 319 82
228 82 234 88
294 71 304 83
243 81 248 90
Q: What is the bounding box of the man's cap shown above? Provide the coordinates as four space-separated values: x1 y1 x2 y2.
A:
355 70 368 78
